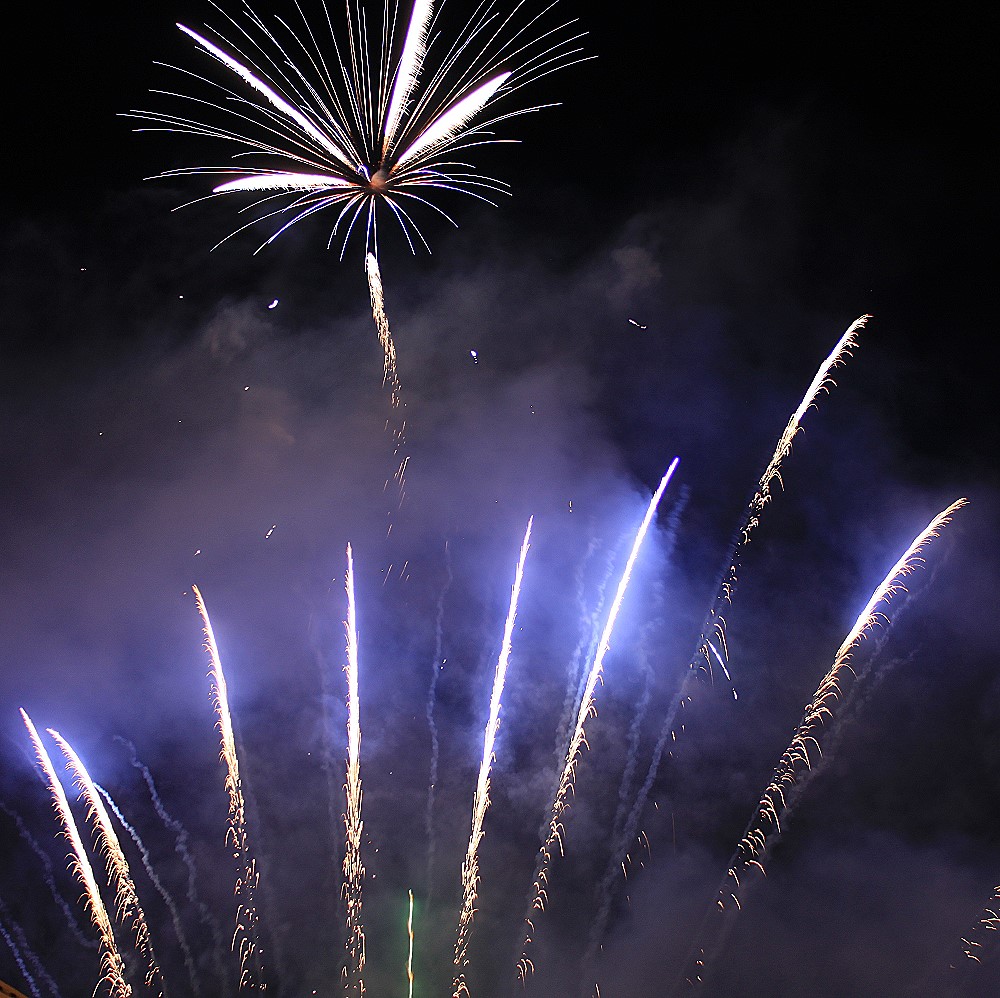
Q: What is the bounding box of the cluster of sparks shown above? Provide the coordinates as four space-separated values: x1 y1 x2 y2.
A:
7 311 984 997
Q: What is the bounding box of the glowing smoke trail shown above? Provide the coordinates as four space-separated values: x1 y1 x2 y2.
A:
19 710 131 998
192 585 265 992
425 542 453 900
0 891 60 998
0 800 96 951
48 730 163 996
681 498 967 991
0 906 41 998
518 459 679 980
342 545 366 998
95 785 201 996
116 738 226 996
453 518 533 997
591 317 869 962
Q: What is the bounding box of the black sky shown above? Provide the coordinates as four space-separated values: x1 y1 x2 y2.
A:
2 2 998 997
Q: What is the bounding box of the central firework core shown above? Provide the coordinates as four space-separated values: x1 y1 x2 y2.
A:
367 168 390 192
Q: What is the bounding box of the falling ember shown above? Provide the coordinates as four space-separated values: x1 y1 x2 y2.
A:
343 546 366 998
518 459 680 980
365 254 401 407
19 710 132 998
453 519 533 997
48 729 164 995
192 585 265 991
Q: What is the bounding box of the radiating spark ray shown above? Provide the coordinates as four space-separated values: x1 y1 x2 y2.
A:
47 730 164 996
192 585 265 992
453 519 533 996
518 459 679 979
406 890 415 998
19 710 131 998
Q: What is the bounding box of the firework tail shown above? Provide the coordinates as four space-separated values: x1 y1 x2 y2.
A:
678 498 966 992
425 541 453 901
453 519 533 997
517 460 679 981
19 710 132 998
589 318 869 966
406 890 415 998
342 545 366 998
116 739 227 997
0 891 60 998
191 585 265 992
96 785 201 997
48 731 164 996
0 800 96 951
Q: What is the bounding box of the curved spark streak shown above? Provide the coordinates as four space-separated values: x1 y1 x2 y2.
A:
48 731 163 995
19 710 131 998
192 585 264 992
343 546 366 998
729 498 967 899
518 459 679 979
453 519 533 997
177 23 357 171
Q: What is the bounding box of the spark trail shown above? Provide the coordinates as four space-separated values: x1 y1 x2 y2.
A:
96 784 202 996
192 585 265 992
681 498 967 991
589 317 869 962
0 906 41 998
48 730 164 996
453 518 533 997
0 891 60 998
517 459 679 981
342 546 366 998
407 890 415 998
19 710 131 998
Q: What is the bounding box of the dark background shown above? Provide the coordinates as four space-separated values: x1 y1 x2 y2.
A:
1 2 998 996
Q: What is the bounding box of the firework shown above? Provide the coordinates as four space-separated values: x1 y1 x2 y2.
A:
586 316 869 963
192 585 265 992
453 518 533 997
19 710 131 998
680 498 967 990
407 890 415 998
130 0 585 257
47 731 163 995
517 459 679 980
342 545 366 998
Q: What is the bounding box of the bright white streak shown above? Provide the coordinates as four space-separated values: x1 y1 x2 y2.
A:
382 0 435 156
518 458 679 979
214 173 355 193
394 73 511 168
177 23 357 172
19 710 132 998
343 544 366 998
453 518 533 996
48 729 163 995
192 584 263 991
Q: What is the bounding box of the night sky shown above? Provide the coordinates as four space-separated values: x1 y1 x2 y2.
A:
2 2 998 997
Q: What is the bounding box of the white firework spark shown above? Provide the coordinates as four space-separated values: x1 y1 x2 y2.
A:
130 0 587 257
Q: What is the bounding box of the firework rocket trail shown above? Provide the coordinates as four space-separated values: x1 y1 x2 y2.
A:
0 800 96 951
680 498 967 992
19 710 132 998
48 730 164 996
425 542 453 900
117 738 227 997
192 585 265 992
0 891 60 998
96 785 202 997
407 890 415 998
589 317 869 960
453 518 533 997
517 460 679 981
342 545 366 998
